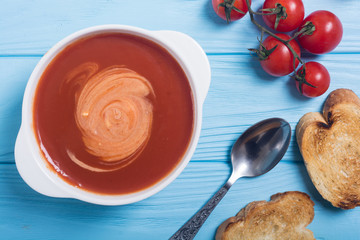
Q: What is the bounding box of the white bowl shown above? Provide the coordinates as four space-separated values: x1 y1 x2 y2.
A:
14 25 211 205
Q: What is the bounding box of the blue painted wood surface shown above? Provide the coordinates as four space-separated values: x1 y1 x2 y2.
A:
1 0 360 239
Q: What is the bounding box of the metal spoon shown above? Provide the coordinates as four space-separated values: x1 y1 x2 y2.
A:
169 118 291 240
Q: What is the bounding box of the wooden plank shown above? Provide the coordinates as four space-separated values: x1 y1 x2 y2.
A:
0 57 39 162
0 0 359 54
1 161 360 239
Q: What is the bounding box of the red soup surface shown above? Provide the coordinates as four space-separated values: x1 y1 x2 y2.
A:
33 33 194 195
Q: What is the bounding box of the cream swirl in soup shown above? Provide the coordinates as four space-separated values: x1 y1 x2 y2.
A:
64 63 155 172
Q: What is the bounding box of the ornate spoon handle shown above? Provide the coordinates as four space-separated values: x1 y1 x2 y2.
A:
169 181 232 240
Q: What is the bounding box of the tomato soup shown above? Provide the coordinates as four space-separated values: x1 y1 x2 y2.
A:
33 33 194 195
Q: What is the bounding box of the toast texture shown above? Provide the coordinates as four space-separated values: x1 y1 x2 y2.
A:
296 88 360 209
215 191 315 240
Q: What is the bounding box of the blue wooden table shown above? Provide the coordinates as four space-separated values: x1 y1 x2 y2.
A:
2 0 360 239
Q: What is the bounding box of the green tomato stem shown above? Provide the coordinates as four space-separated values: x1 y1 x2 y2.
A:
245 0 303 72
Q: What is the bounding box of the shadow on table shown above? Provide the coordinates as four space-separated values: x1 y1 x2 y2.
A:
2 164 138 221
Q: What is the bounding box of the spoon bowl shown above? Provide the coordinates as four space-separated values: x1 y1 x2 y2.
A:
230 118 291 181
170 118 291 240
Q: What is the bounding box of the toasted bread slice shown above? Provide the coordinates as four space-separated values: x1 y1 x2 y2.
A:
216 191 315 240
296 89 360 209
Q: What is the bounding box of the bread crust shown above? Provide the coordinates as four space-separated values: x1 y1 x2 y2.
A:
215 191 315 240
323 88 360 119
296 89 360 209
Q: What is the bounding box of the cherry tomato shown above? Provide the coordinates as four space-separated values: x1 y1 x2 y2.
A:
212 0 251 23
295 62 330 97
260 33 301 77
298 10 343 54
262 0 304 32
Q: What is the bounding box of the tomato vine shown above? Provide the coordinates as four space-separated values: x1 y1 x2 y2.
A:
245 0 303 73
214 0 342 97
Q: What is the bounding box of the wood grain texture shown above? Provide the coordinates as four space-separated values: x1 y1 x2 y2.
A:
1 0 360 239
0 0 359 54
